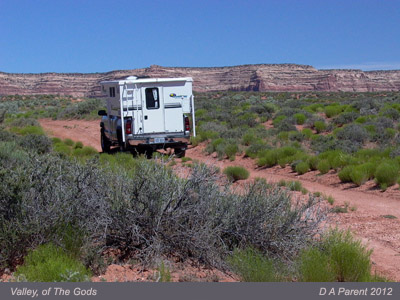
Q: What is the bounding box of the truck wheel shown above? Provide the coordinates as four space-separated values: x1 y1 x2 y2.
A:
174 148 186 158
101 129 111 153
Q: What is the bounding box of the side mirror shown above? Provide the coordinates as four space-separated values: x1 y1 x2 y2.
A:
98 110 107 116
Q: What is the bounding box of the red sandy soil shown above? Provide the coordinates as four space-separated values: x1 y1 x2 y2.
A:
38 119 400 282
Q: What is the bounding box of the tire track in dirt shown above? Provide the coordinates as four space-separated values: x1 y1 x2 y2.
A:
39 119 400 281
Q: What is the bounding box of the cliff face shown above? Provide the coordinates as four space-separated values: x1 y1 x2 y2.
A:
1 64 400 97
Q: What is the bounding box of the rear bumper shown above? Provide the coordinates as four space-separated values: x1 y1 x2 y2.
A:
127 134 190 148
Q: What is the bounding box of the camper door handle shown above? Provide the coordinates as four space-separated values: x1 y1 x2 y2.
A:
144 115 148 120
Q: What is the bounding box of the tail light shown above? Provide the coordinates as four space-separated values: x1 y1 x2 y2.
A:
125 119 132 134
184 116 190 132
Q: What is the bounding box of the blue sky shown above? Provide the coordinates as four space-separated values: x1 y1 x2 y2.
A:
0 0 399 73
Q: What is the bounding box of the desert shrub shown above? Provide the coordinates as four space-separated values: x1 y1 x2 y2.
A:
277 131 289 141
276 119 296 132
17 134 53 154
295 162 310 175
287 180 303 192
63 138 75 147
51 137 62 144
224 143 239 161
336 124 368 144
374 162 399 190
74 141 84 149
257 150 278 167
53 143 72 156
8 117 40 128
228 248 282 282
244 141 268 159
298 247 336 282
80 146 98 156
56 98 105 119
0 128 17 142
277 146 298 159
317 160 330 174
307 156 319 171
381 107 400 120
0 154 110 269
10 125 45 136
106 163 326 266
190 135 202 146
350 164 370 186
355 116 368 124
14 244 91 282
288 131 304 142
313 121 326 133
273 115 286 127
324 105 343 118
0 145 328 271
329 152 351 170
299 229 373 282
338 166 354 183
294 113 306 125
0 109 6 124
301 128 313 139
224 166 249 182
242 131 258 146
333 111 359 126
304 103 323 113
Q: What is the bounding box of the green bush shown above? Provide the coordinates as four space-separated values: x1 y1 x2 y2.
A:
375 162 399 190
301 128 313 139
273 115 286 127
317 160 330 174
242 132 257 146
15 244 91 282
325 105 343 118
224 143 239 161
18 134 53 154
338 166 354 183
298 247 336 282
314 121 326 133
51 137 62 144
223 166 250 182
287 180 303 192
257 150 278 167
63 138 75 147
299 229 373 282
244 141 267 159
307 156 319 171
74 141 84 149
294 113 306 125
10 125 45 136
350 164 372 186
295 162 310 175
53 143 72 156
228 248 282 282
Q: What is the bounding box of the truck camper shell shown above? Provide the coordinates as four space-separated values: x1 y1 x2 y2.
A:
98 76 195 157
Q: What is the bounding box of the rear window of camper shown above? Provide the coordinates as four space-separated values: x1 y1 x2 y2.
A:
145 88 159 109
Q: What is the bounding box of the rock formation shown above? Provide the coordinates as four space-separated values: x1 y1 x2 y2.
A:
1 64 400 97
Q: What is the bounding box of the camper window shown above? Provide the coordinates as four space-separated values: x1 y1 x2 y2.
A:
145 88 159 109
109 87 116 97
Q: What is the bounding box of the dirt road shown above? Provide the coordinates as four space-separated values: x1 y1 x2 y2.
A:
39 119 400 281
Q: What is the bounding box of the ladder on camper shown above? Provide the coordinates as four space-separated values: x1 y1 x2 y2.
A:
120 83 143 142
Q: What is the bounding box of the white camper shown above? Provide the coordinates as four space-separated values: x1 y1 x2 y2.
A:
98 76 195 157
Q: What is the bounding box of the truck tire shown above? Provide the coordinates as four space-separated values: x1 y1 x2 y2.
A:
174 148 186 158
101 129 111 153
